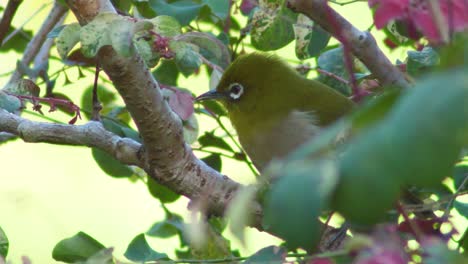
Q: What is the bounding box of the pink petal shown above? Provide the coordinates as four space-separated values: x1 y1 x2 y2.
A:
371 0 409 29
168 89 194 121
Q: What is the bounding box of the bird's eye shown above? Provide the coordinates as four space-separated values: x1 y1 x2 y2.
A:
228 83 244 100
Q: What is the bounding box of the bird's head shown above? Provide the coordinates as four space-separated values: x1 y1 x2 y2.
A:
196 53 302 116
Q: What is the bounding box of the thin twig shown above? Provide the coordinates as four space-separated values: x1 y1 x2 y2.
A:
0 0 24 45
443 173 468 219
427 0 449 44
397 202 423 243
1 2 50 46
316 68 349 85
91 63 102 121
3 1 67 89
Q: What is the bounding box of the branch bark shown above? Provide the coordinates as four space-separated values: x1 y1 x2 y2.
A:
0 0 24 45
64 0 262 223
2 1 68 88
286 0 410 88
0 109 142 166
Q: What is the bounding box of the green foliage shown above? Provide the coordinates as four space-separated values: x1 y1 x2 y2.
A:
0 26 33 52
243 246 286 264
147 177 181 203
263 160 338 249
317 47 351 95
91 148 134 178
124 234 168 262
294 15 330 60
250 0 297 51
0 226 8 259
0 91 21 113
406 46 439 76
52 232 106 263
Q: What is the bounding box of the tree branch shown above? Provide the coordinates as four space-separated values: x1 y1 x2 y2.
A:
0 0 24 45
2 1 68 88
0 109 142 166
286 0 410 88
64 0 261 222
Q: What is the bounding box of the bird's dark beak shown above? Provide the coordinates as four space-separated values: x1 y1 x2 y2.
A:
195 90 226 102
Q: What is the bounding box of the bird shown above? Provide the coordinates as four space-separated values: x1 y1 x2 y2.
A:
196 53 354 172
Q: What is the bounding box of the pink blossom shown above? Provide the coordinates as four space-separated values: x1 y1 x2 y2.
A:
369 0 468 43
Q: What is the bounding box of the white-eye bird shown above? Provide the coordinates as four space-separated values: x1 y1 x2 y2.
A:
196 53 354 172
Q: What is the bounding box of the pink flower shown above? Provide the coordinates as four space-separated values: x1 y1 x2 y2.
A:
369 0 468 43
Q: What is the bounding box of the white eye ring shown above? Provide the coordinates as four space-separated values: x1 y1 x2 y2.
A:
228 83 244 100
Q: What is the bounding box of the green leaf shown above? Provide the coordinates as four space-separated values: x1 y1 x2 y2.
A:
453 161 468 192
153 59 179 86
91 148 133 178
81 84 117 120
201 154 222 171
183 114 199 144
149 0 203 26
0 27 32 52
263 159 338 249
407 47 439 77
133 0 157 18
423 238 466 264
80 13 120 57
52 232 106 263
150 15 182 37
0 91 21 113
202 0 229 19
294 14 330 60
333 126 402 226
0 226 8 258
243 246 286 264
454 201 468 218
147 177 181 203
317 47 351 96
169 41 202 76
109 18 139 57
134 36 161 67
333 70 468 225
250 0 296 51
382 70 468 187
81 248 114 264
459 227 468 256
124 234 169 262
48 24 67 38
176 32 231 69
146 214 184 238
56 23 81 59
198 131 233 152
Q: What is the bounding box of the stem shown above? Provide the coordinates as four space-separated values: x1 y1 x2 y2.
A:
397 202 423 243
0 0 24 44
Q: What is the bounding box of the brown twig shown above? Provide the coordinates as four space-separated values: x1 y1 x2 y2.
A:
0 0 24 45
286 0 410 89
91 62 102 121
397 202 423 243
427 0 449 44
316 68 349 85
2 1 68 89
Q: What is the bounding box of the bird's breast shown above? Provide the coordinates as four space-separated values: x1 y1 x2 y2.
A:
237 110 321 172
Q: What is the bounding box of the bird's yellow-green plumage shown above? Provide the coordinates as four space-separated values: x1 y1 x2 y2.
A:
198 53 354 171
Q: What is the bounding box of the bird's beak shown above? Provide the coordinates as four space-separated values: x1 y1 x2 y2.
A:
195 90 226 102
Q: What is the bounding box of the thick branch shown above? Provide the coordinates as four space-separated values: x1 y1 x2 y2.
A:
64 0 260 222
3 1 68 88
0 0 24 45
286 0 410 88
0 109 141 166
